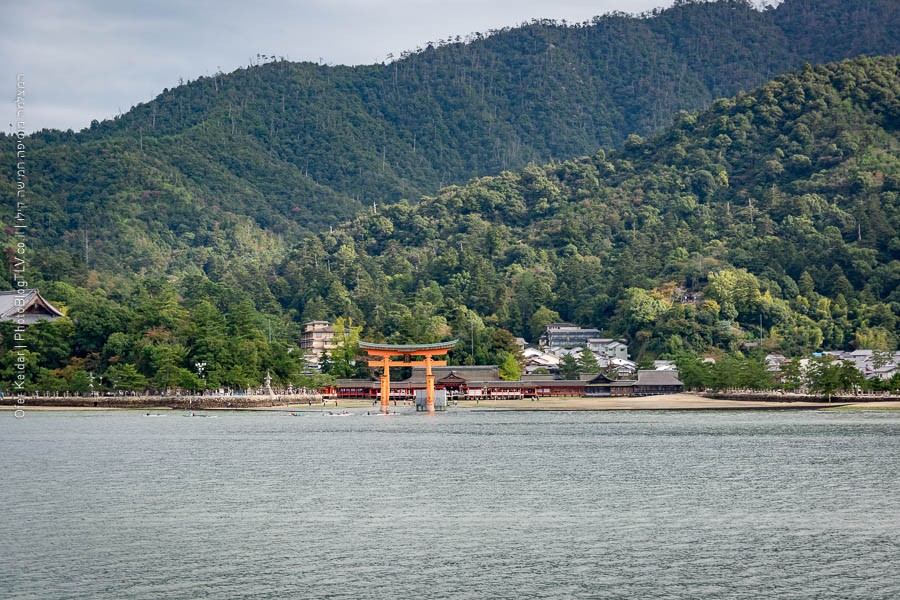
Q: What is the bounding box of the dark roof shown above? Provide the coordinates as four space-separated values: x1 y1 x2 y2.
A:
635 370 683 386
585 373 617 384
437 371 469 384
335 378 377 387
521 374 557 382
406 365 500 384
359 340 458 353
0 289 64 322
526 380 595 388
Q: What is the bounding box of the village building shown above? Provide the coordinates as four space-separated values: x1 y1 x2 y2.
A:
765 353 788 371
765 350 900 386
587 338 629 361
602 357 639 377
514 337 527 353
871 364 899 381
811 349 900 380
541 322 601 349
0 289 63 325
538 325 633 373
522 347 560 373
299 320 336 368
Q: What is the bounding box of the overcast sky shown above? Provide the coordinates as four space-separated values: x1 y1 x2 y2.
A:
4 1 775 133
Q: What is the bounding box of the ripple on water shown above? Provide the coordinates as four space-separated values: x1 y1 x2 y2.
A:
1 409 899 599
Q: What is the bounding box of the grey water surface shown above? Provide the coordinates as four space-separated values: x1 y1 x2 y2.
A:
2 408 898 599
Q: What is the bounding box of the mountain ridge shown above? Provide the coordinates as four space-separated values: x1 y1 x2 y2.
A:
2 0 898 282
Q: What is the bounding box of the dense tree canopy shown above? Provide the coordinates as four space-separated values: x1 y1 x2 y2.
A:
0 0 896 281
275 57 900 363
0 11 898 392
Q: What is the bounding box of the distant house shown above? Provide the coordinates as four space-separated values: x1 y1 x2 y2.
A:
765 354 788 372
514 337 527 352
872 364 898 381
602 357 638 377
814 349 900 380
522 347 560 373
587 338 629 360
0 289 63 325
541 322 601 349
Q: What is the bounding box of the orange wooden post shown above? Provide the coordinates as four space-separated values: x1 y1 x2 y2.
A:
380 355 391 413
425 354 435 413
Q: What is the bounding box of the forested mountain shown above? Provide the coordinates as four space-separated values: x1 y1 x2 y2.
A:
1 0 897 280
2 56 897 391
276 56 899 360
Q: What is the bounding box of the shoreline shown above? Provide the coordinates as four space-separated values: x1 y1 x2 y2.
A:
3 393 899 412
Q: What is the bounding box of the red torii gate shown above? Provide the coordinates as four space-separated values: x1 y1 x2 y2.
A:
359 340 458 413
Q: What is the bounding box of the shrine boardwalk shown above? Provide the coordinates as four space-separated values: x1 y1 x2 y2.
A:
328 365 684 402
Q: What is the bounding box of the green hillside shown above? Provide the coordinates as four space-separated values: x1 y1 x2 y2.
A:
277 56 900 360
1 0 898 279
2 56 897 392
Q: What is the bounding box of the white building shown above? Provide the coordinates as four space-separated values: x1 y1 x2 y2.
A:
522 347 561 374
587 338 629 361
809 349 900 380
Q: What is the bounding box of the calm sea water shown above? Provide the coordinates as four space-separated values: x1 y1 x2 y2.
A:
2 408 899 599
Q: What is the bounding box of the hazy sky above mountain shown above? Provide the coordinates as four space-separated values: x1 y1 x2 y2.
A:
3 1 777 133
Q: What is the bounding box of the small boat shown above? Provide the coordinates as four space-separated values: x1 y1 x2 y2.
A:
143 413 166 417
324 411 352 417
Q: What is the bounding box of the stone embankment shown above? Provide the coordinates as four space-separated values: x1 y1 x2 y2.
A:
1 394 323 409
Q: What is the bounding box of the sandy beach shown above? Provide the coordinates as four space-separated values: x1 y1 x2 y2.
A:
441 393 883 411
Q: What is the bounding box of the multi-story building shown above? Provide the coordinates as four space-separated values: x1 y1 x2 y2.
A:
542 322 601 349
541 324 631 361
300 321 336 367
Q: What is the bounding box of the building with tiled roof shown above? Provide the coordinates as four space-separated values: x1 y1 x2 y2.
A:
329 365 683 400
0 289 63 325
